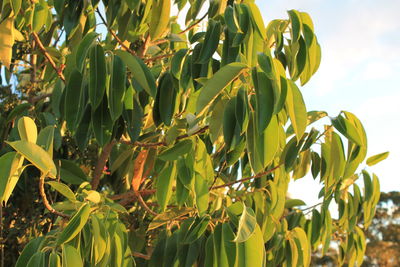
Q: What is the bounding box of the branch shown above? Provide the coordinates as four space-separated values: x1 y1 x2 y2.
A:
32 32 65 82
134 190 159 216
91 140 117 190
132 251 151 260
138 34 151 58
209 165 282 190
96 9 136 56
179 13 208 35
144 53 174 63
39 174 70 218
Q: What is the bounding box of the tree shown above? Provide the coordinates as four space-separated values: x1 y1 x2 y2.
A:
0 0 388 266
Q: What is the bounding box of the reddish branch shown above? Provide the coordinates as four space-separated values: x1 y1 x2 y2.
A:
96 10 136 56
39 175 70 218
32 32 65 82
91 140 117 190
144 53 174 63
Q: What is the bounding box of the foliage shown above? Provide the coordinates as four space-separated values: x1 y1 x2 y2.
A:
0 0 388 266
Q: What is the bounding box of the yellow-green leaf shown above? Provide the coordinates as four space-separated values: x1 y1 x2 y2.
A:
366 151 389 166
149 0 171 40
196 62 247 116
286 81 307 142
57 203 91 245
62 245 83 267
0 17 14 69
6 140 57 178
47 181 76 202
234 205 257 243
156 163 177 211
18 116 37 143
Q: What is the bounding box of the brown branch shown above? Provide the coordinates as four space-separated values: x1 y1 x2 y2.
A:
96 9 136 56
31 93 52 103
109 189 156 201
210 165 282 190
32 32 65 82
144 53 174 63
179 13 208 35
138 34 151 58
91 140 117 190
39 174 70 218
132 251 151 260
134 190 159 216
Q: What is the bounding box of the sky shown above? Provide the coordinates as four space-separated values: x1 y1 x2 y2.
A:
257 0 400 205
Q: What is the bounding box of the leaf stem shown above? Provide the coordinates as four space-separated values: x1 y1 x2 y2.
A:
39 174 70 218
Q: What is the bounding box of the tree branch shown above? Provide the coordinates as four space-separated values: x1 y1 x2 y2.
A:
96 9 136 56
179 13 208 35
144 53 174 63
134 190 159 216
32 32 65 82
132 251 151 260
39 174 70 218
91 140 117 190
209 165 282 190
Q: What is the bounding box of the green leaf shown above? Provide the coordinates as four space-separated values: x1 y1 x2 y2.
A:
59 159 89 185
32 2 48 32
6 103 31 122
0 152 22 204
108 54 126 121
252 68 274 133
159 139 193 161
237 224 265 267
37 125 54 158
292 227 311 266
184 215 210 243
246 2 266 39
288 10 301 42
48 251 61 267
310 209 322 245
366 151 389 166
57 203 91 245
91 96 113 146
89 44 107 109
158 72 177 126
47 181 76 202
26 251 45 267
194 173 209 215
62 245 83 267
115 50 157 97
234 205 257 243
285 199 306 209
156 163 177 211
197 20 221 63
6 140 57 178
18 116 37 143
224 6 240 33
76 32 99 71
331 113 364 147
64 69 86 132
149 0 170 40
91 214 107 264
196 62 247 116
15 236 44 267
286 80 307 142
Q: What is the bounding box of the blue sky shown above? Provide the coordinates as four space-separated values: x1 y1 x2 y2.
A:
257 0 400 204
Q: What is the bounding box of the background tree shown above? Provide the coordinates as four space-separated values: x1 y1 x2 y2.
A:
0 0 388 266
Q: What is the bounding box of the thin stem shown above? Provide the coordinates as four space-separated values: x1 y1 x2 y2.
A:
134 190 159 217
32 32 65 82
39 174 70 218
96 9 136 56
132 251 151 260
210 165 281 190
91 140 116 190
179 13 208 35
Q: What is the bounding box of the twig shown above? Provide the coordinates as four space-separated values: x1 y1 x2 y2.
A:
109 189 156 201
96 9 136 56
315 125 333 142
31 93 51 103
91 140 117 190
138 34 151 58
39 174 70 218
132 251 151 260
32 32 65 82
144 53 174 63
179 13 208 35
121 126 210 147
134 190 159 217
209 165 281 190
